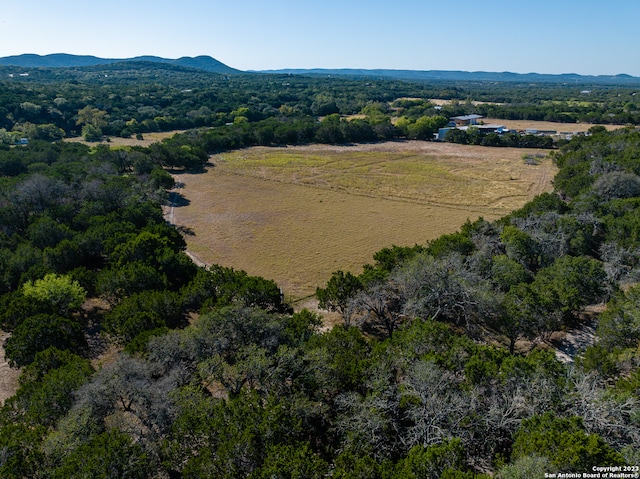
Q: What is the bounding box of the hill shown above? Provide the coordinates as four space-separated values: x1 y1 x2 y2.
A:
0 53 240 74
3 54 640 85
258 68 640 85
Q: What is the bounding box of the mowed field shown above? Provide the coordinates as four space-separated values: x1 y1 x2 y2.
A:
169 141 557 302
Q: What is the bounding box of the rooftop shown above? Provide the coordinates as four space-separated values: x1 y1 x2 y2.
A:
450 114 484 121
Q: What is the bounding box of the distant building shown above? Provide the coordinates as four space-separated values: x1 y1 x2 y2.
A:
458 124 505 133
16 138 29 145
525 129 557 136
436 124 505 140
450 114 484 126
436 127 452 140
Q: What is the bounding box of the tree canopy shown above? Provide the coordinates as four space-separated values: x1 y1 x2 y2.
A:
0 66 639 478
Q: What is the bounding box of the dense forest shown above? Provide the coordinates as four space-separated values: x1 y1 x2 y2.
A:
0 63 640 478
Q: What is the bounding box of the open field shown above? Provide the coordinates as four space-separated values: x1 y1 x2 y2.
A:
480 118 622 133
0 332 21 405
168 141 556 302
65 130 186 148
429 99 504 107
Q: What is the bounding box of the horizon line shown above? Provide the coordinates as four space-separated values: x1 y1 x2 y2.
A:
0 52 638 79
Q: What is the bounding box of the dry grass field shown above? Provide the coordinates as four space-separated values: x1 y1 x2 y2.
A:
66 130 186 148
168 141 557 302
480 118 622 133
0 332 21 405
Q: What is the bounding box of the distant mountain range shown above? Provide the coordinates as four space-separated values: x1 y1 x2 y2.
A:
257 68 640 85
0 54 239 74
1 54 639 85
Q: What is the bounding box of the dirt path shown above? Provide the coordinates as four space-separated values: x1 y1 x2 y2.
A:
166 174 184 226
0 332 21 405
166 174 208 270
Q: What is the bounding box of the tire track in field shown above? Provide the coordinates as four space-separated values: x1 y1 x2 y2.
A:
218 154 516 216
219 167 505 217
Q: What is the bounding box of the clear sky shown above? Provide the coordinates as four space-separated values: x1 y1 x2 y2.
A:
1 0 639 76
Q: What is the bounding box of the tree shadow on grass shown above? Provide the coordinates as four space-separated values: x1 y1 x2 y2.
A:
168 162 212 175
176 225 195 236
169 192 190 207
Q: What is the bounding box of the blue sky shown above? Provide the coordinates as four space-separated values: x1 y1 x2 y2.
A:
1 0 639 76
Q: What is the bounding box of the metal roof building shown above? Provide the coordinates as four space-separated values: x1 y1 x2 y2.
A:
449 114 484 126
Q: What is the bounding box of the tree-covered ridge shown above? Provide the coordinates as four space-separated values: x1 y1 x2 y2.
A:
261 67 640 86
4 53 640 84
0 93 640 476
0 54 239 74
